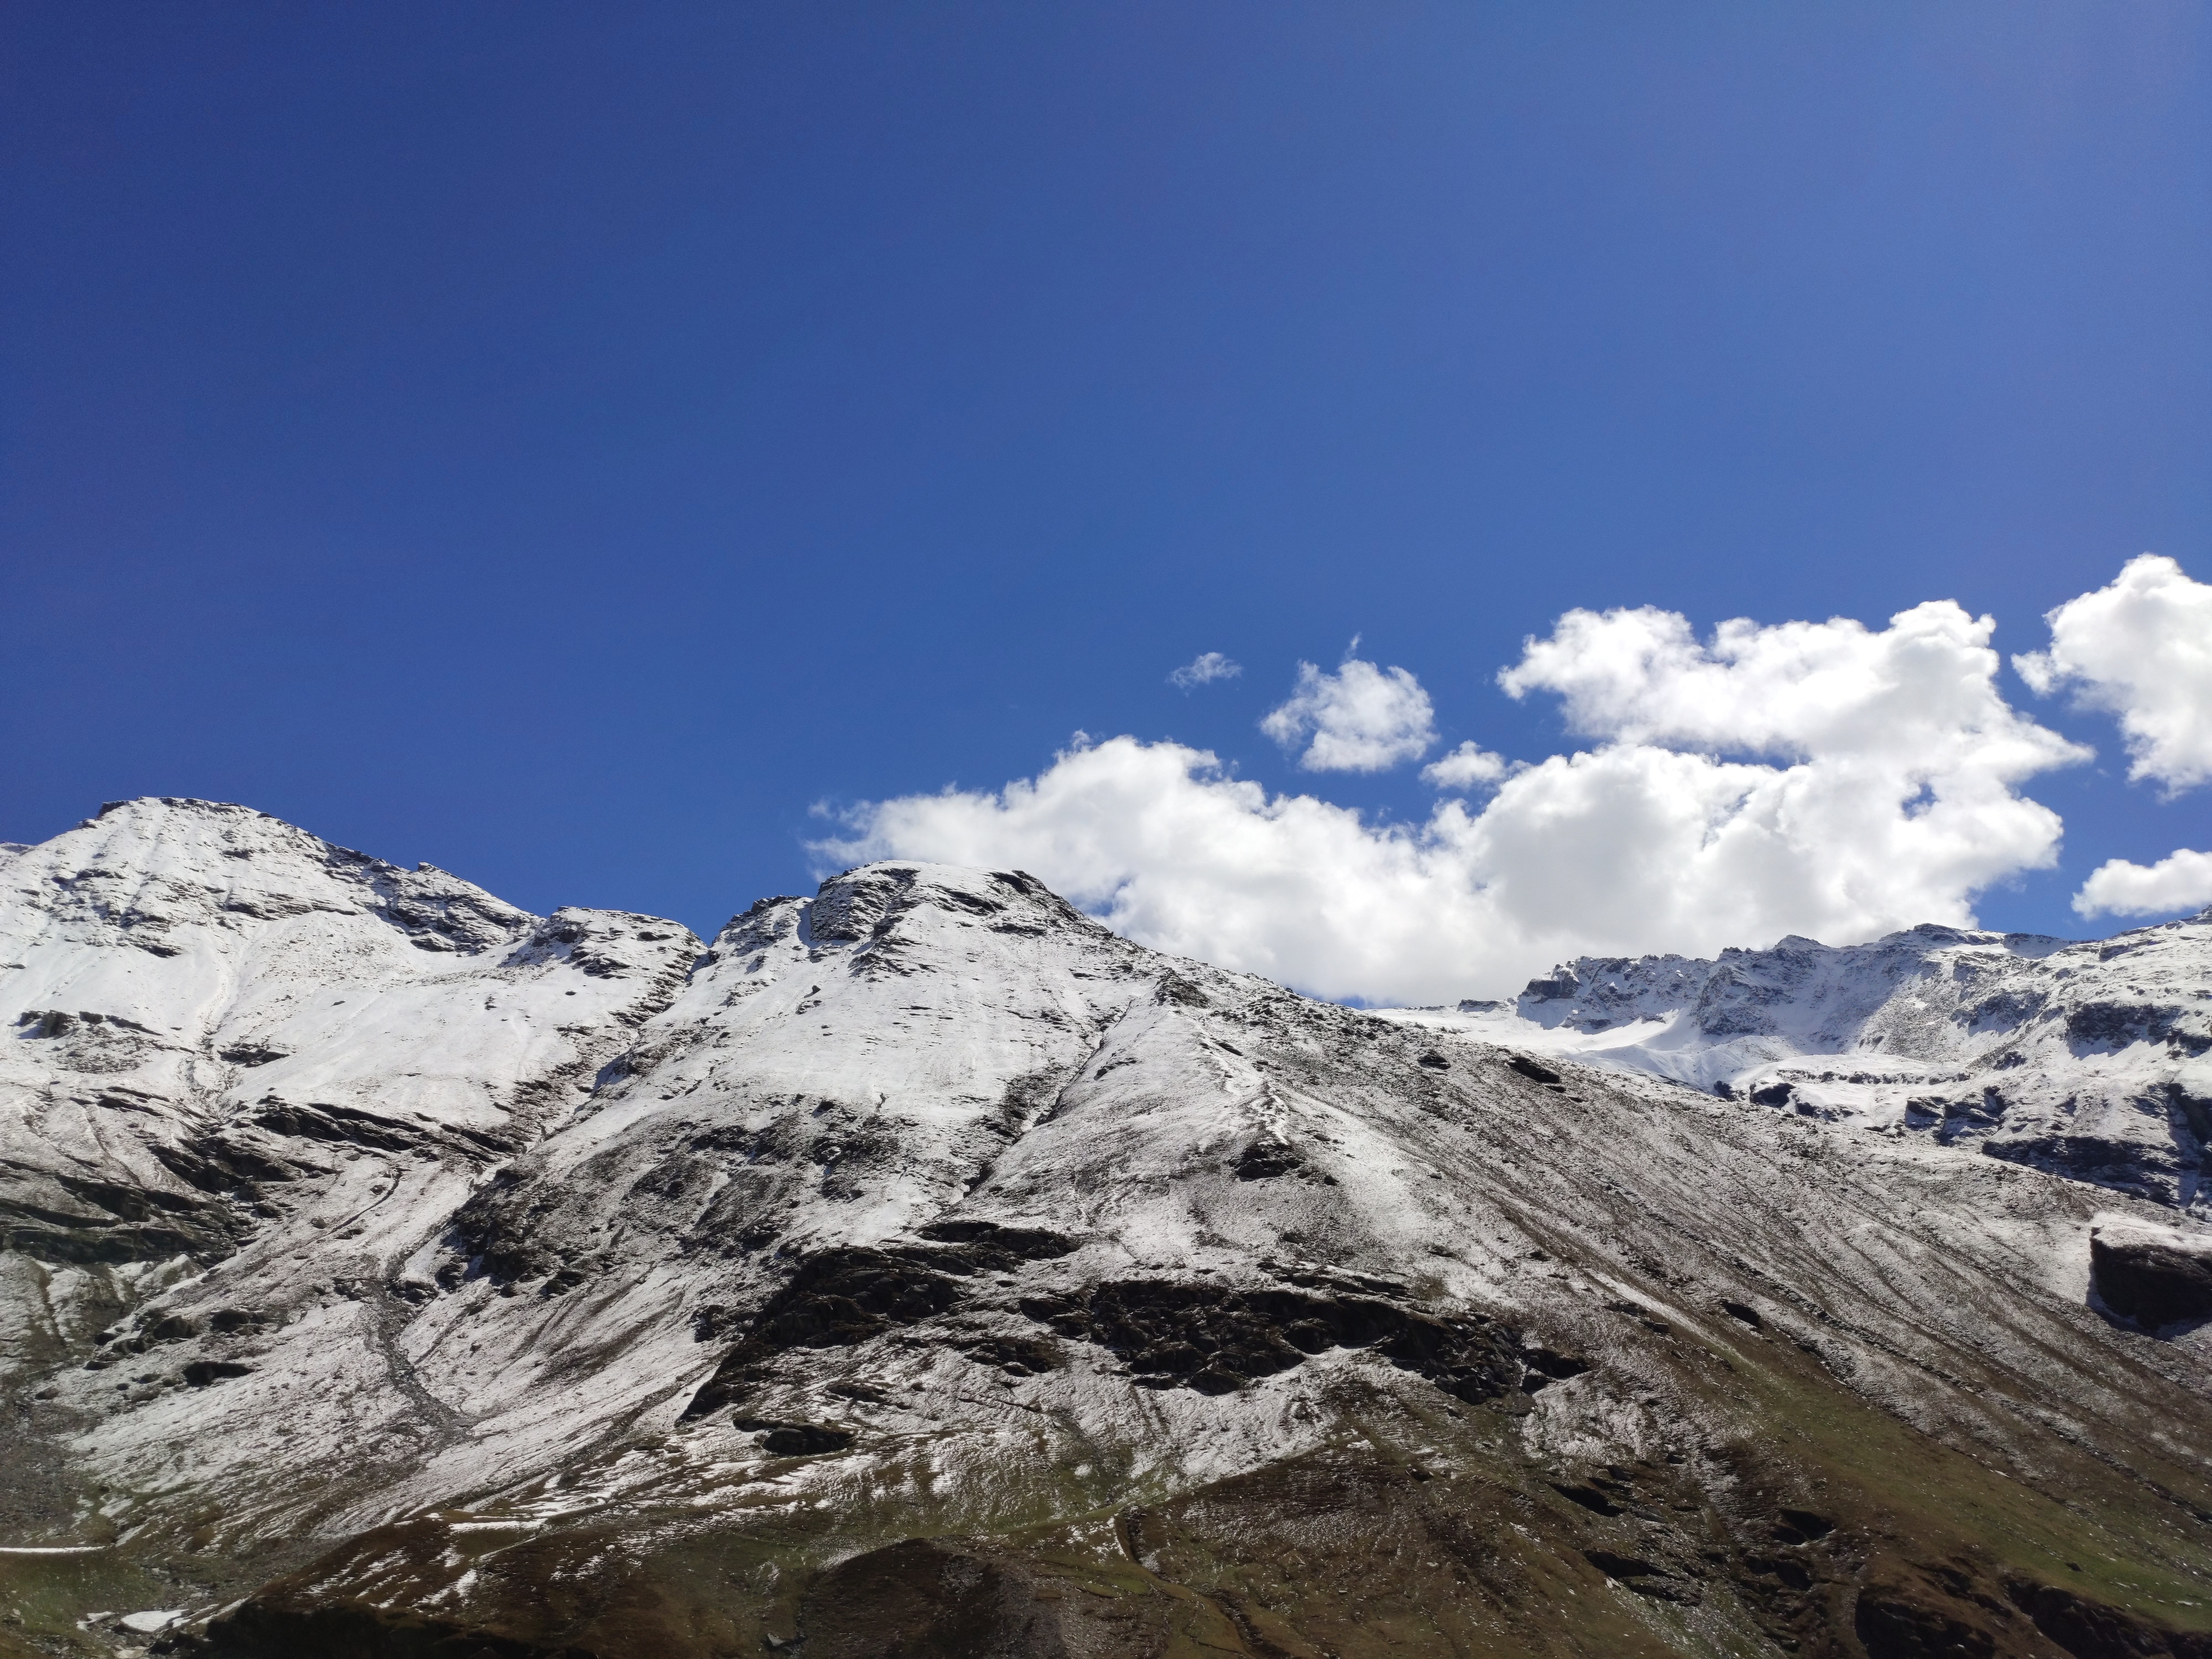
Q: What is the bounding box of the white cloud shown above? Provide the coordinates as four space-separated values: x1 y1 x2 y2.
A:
1260 657 1436 773
2015 555 2212 793
1422 743 1517 790
2073 848 2212 919
1168 651 1241 690
818 599 2089 1003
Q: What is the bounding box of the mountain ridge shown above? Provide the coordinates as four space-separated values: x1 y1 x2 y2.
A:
2 798 2209 1659
1398 910 2212 1213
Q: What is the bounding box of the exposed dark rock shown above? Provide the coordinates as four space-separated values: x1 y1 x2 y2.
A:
1853 1557 2025 1658
1551 1481 1621 1516
2 1174 245 1264
1983 1133 2185 1197
681 1229 1079 1418
2169 1082 2212 1144
914 1219 1078 1260
2066 1001 2211 1056
1846 1556 2206 1659
1230 1139 1302 1180
251 1099 425 1154
176 1599 581 1658
2090 1228 2212 1328
2006 1577 2212 1659
1154 973 1210 1008
1519 1346 1590 1386
958 1333 1065 1375
182 1360 253 1386
217 1044 289 1067
1582 1548 1680 1597
1507 1054 1563 1085
733 1418 853 1455
149 1134 307 1198
1774 1509 1835 1543
1020 1279 1527 1402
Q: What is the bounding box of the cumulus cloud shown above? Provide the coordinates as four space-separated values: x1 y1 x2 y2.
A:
1260 656 1436 772
2015 555 2212 793
818 600 2089 1003
1421 743 1517 790
1168 651 1241 690
2073 849 2212 919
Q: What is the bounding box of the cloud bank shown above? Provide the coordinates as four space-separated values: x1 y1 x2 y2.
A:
2074 849 2212 920
821 599 2090 1003
1261 657 1436 773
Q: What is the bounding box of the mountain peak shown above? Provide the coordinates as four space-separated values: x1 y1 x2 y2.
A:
805 859 1102 943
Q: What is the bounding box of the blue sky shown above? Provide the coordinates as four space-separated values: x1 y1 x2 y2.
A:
5 3 2209 987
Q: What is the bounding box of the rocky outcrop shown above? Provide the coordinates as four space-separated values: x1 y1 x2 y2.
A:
2091 1219 2212 1328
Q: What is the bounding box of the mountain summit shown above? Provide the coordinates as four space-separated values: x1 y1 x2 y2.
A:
3 801 2210 1658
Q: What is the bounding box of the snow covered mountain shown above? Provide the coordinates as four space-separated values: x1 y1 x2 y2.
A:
3 800 2211 1659
1391 919 2212 1212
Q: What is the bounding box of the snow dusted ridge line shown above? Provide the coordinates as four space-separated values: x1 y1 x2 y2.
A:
1385 910 2212 1212
0 797 699 1258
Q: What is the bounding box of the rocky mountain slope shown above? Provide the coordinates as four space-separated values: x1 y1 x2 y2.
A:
1397 919 2212 1212
2 800 2210 1659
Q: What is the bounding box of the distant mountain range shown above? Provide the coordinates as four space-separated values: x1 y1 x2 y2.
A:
3 799 2209 1659
1402 910 2212 1213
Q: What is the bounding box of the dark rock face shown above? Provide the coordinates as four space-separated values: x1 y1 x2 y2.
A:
180 1599 580 1658
1229 1138 1305 1180
956 1332 1065 1375
2090 1229 2212 1328
1848 1553 2212 1659
681 1225 1079 1419
1853 1557 2023 1659
2 1168 249 1265
2006 1578 2212 1659
181 1360 253 1387
2065 1001 2212 1057
806 863 1088 950
733 1419 853 1455
1019 1279 1531 1402
914 1219 1077 1259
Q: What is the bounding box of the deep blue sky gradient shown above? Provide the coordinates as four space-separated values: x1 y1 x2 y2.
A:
5 2 2208 942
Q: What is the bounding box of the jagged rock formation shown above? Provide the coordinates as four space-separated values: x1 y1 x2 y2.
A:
1411 920 2212 1211
0 801 2209 1659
